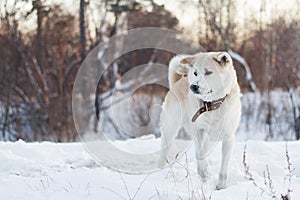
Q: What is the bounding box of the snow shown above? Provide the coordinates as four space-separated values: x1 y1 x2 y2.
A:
1 139 300 199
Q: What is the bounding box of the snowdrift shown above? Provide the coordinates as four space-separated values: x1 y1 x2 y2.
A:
0 139 300 199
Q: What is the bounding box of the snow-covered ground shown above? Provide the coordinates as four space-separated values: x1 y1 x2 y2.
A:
1 139 300 200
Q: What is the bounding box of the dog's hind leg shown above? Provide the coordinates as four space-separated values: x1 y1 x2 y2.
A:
216 138 234 190
195 130 211 182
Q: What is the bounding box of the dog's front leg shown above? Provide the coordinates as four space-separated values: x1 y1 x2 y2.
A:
195 130 210 182
216 139 234 190
158 114 181 167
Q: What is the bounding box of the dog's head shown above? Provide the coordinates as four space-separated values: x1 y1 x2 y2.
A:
178 52 236 101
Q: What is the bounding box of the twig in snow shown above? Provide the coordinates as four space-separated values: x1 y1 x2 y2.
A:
263 165 276 198
243 144 295 200
120 173 131 200
282 143 295 200
100 186 127 200
201 185 212 200
147 189 159 200
165 152 208 199
151 186 160 200
243 144 273 197
132 174 150 200
119 173 150 200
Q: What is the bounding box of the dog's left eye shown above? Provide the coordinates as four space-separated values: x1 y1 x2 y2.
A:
194 71 198 76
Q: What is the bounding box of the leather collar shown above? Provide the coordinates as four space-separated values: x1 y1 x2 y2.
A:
192 95 227 122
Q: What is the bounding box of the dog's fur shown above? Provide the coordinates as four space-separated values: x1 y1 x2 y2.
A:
159 51 241 190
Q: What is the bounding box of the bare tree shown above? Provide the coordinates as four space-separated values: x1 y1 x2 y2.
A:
198 0 256 92
0 3 80 141
80 0 86 61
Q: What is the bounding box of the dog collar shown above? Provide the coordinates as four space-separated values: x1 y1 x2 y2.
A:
191 95 228 122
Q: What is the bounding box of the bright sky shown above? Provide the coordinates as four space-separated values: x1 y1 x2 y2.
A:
153 0 299 39
155 0 299 26
1 0 299 34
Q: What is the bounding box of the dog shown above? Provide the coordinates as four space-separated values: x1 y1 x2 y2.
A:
159 51 241 190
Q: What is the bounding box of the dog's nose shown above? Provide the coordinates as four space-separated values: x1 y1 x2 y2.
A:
190 84 199 93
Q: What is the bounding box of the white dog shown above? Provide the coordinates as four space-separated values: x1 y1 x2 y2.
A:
159 51 241 190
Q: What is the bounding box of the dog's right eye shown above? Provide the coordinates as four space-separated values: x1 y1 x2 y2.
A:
194 71 198 76
204 68 213 76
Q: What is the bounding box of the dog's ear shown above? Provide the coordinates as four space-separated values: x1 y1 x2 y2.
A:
213 52 232 67
175 56 195 75
179 56 195 66
169 55 195 76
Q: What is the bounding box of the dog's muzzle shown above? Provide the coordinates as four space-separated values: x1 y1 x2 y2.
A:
190 84 200 94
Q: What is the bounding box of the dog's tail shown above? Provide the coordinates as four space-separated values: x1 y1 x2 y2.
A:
168 55 188 88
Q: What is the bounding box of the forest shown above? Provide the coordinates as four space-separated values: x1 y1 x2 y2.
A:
0 0 299 142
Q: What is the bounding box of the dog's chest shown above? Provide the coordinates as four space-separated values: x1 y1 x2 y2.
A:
198 108 225 126
189 105 232 139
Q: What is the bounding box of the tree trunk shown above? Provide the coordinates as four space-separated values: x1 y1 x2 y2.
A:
35 0 44 73
1 96 10 141
80 0 86 61
288 88 299 140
